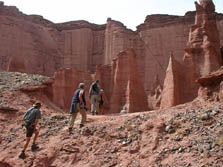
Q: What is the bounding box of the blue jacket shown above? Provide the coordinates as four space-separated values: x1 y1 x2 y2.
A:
70 88 86 113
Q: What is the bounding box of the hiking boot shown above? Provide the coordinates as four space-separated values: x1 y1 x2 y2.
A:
79 124 84 128
31 143 39 151
18 151 26 159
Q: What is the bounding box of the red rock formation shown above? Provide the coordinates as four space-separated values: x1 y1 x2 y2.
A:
51 68 92 110
105 18 133 65
53 21 106 72
180 0 221 104
137 14 194 93
184 0 221 76
137 12 223 96
7 56 26 73
160 0 222 109
196 68 223 86
63 28 93 72
61 22 105 72
181 52 200 104
160 54 183 109
0 3 106 75
104 18 146 82
51 55 148 114
197 68 223 102
148 75 162 110
109 48 148 113
94 65 113 113
0 1 223 110
0 6 61 76
221 46 223 62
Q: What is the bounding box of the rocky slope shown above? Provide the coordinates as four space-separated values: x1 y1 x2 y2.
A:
1 71 223 167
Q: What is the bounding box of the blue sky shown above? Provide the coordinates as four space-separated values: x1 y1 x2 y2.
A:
2 0 223 30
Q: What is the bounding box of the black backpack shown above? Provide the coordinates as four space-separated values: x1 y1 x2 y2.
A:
92 83 99 94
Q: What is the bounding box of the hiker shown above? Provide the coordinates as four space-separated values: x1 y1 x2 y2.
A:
89 80 100 115
19 102 42 159
99 89 105 115
69 83 87 133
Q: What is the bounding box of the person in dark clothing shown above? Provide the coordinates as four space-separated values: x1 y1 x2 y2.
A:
99 89 104 114
19 102 42 159
69 83 87 133
89 80 100 115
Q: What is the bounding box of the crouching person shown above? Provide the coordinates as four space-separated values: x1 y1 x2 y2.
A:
69 83 87 134
19 102 42 159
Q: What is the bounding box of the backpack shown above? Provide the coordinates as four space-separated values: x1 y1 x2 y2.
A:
92 83 99 94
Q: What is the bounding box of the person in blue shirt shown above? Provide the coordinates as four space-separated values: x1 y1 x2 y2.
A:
19 102 42 159
69 83 87 133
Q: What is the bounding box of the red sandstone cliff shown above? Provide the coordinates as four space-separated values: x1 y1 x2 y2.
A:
137 11 223 95
109 49 148 113
104 18 146 83
57 21 106 72
94 48 148 114
0 1 223 110
182 0 221 103
0 2 62 76
0 2 106 76
51 68 92 110
184 0 221 76
160 0 222 109
50 48 148 114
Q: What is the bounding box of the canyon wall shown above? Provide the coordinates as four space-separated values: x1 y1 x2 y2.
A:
109 49 148 113
160 0 223 109
94 49 148 113
51 48 148 114
55 21 106 72
0 2 62 76
0 2 106 76
137 14 192 94
0 1 223 110
104 18 146 82
51 68 93 110
1 1 223 83
137 12 223 94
